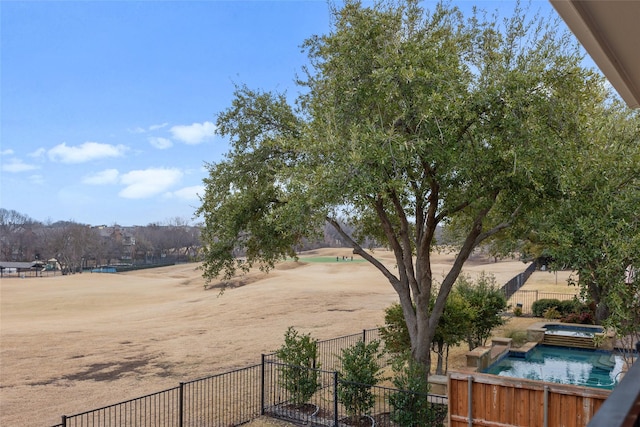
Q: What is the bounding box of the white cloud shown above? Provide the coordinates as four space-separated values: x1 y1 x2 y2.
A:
170 121 216 145
48 142 128 164
129 123 169 134
148 136 173 149
29 148 47 158
166 185 205 201
148 122 169 131
0 149 14 156
119 168 183 199
1 158 39 173
83 169 120 185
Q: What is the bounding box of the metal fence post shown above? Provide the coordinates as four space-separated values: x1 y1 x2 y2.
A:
61 415 66 427
179 382 184 427
313 340 317 370
261 354 266 416
333 371 339 427
362 329 367 343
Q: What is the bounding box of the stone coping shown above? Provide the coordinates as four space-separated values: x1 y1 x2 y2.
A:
527 321 610 334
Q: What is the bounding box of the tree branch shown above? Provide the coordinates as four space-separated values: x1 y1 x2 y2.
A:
388 188 420 298
473 203 522 246
325 216 401 289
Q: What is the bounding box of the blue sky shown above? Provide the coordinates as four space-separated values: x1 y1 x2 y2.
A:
1 1 577 226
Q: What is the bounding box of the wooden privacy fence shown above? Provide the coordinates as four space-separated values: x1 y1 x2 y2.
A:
448 371 610 427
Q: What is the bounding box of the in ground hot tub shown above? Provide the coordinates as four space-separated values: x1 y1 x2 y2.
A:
544 323 603 337
527 322 613 350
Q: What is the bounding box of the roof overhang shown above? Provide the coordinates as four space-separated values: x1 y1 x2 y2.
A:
550 0 640 109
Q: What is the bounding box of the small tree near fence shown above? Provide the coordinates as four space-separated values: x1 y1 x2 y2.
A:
390 361 447 427
275 327 321 405
456 272 507 351
337 340 384 423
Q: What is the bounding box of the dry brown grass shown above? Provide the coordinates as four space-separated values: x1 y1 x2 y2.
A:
0 248 564 427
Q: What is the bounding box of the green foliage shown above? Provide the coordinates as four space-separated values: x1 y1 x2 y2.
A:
543 307 562 320
431 290 471 374
557 299 582 316
196 87 323 283
602 268 640 367
337 340 384 417
513 306 523 317
198 0 611 371
531 298 590 319
379 303 411 359
275 327 321 405
531 299 561 317
380 295 469 374
456 273 507 350
390 361 446 427
527 98 640 323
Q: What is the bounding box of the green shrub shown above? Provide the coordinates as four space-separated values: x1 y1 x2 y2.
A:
513 306 523 317
543 307 562 319
558 299 581 315
456 272 507 349
532 299 562 317
379 303 411 360
275 327 321 405
337 340 384 417
532 298 591 319
390 361 446 427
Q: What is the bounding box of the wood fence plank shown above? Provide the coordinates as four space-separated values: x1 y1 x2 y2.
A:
448 372 609 427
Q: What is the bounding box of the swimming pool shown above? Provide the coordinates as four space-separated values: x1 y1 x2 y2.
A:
483 345 624 390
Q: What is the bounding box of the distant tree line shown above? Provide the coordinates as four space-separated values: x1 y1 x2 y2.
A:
0 209 381 272
0 209 201 272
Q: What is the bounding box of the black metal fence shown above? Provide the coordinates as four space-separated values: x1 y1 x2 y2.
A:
508 290 581 314
52 329 420 427
266 328 389 372
500 261 538 300
58 386 181 427
499 261 579 315
53 365 263 427
262 360 448 427
182 365 262 426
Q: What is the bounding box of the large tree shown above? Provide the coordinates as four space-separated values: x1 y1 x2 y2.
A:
527 98 640 324
41 221 101 273
197 0 603 371
0 209 41 261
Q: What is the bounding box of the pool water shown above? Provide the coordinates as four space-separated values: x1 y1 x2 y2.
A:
483 345 623 390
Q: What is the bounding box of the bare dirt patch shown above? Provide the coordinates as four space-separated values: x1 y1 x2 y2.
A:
0 248 555 427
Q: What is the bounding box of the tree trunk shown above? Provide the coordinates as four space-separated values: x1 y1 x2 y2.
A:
587 276 609 323
595 301 610 323
435 342 444 375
